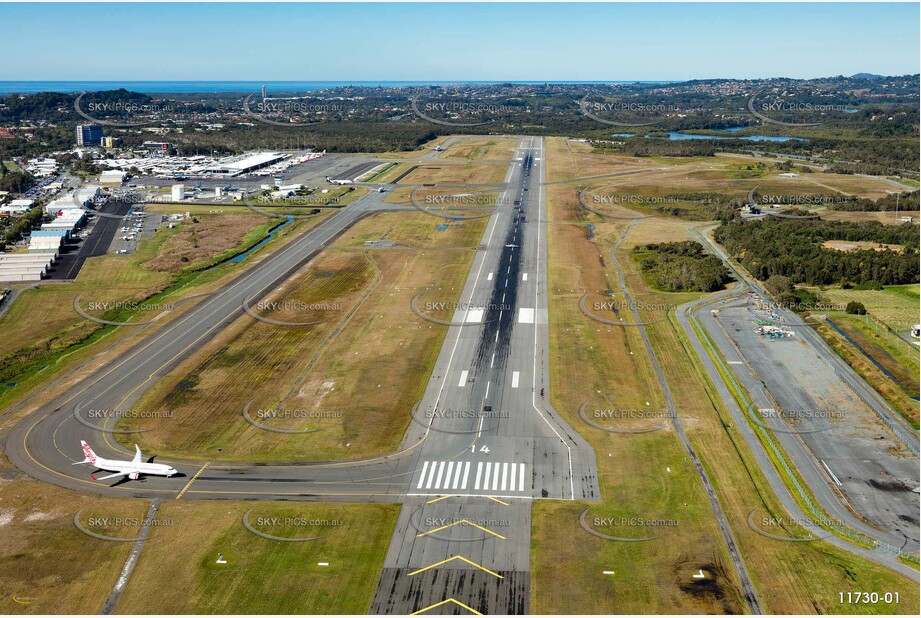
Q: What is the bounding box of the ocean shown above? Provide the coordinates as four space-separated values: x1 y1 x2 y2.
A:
0 80 667 95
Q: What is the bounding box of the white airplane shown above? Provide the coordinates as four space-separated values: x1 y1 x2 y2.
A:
75 440 178 482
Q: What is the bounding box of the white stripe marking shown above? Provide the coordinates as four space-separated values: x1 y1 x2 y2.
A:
522 273 527 281
452 462 463 489
492 462 501 490
519 463 525 492
487 272 493 281
518 308 534 323
425 462 438 489
462 462 470 489
444 462 455 489
511 371 520 388
509 461 516 490
474 462 483 490
483 462 492 489
434 461 446 489
501 463 508 491
458 370 468 387
417 461 429 489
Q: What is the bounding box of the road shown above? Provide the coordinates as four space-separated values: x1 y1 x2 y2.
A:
6 137 597 613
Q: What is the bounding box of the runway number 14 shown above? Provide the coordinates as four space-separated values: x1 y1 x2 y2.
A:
471 445 490 454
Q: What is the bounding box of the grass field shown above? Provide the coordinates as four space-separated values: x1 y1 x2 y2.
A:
441 136 520 161
806 287 920 427
0 452 148 615
122 211 486 462
392 161 510 185
115 501 397 614
817 285 919 331
532 137 920 615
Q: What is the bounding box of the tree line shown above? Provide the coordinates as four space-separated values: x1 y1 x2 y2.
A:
714 218 919 286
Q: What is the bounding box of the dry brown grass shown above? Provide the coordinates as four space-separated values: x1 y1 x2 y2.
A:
0 452 148 615
124 211 486 462
145 215 265 271
821 210 920 225
115 501 398 614
441 136 520 161
394 162 509 185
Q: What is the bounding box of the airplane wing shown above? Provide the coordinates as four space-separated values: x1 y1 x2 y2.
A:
132 445 142 465
91 471 127 481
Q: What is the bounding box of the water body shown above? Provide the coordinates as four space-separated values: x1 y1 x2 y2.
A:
0 80 673 95
204 215 296 268
664 132 807 142
613 130 807 142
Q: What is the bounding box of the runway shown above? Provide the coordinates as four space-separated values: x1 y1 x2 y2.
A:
5 136 598 613
370 137 598 614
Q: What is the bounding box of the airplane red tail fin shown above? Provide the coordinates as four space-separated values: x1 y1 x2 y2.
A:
80 440 97 465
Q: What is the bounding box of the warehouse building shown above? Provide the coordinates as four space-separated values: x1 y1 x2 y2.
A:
0 253 56 282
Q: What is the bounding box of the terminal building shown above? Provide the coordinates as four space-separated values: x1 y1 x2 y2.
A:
204 152 287 176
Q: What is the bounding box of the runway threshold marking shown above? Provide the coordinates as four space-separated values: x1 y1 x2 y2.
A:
419 461 525 493
407 555 503 579
416 519 506 540
411 598 482 615
176 462 209 499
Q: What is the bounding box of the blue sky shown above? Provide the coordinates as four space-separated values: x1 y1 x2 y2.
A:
1 2 918 81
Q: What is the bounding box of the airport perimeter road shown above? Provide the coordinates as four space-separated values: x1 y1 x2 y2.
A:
370 137 598 615
677 292 920 580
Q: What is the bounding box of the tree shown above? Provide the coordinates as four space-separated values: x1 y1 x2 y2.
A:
846 301 867 315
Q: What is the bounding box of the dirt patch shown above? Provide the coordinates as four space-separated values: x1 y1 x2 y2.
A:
675 560 739 614
145 215 264 271
868 478 912 492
